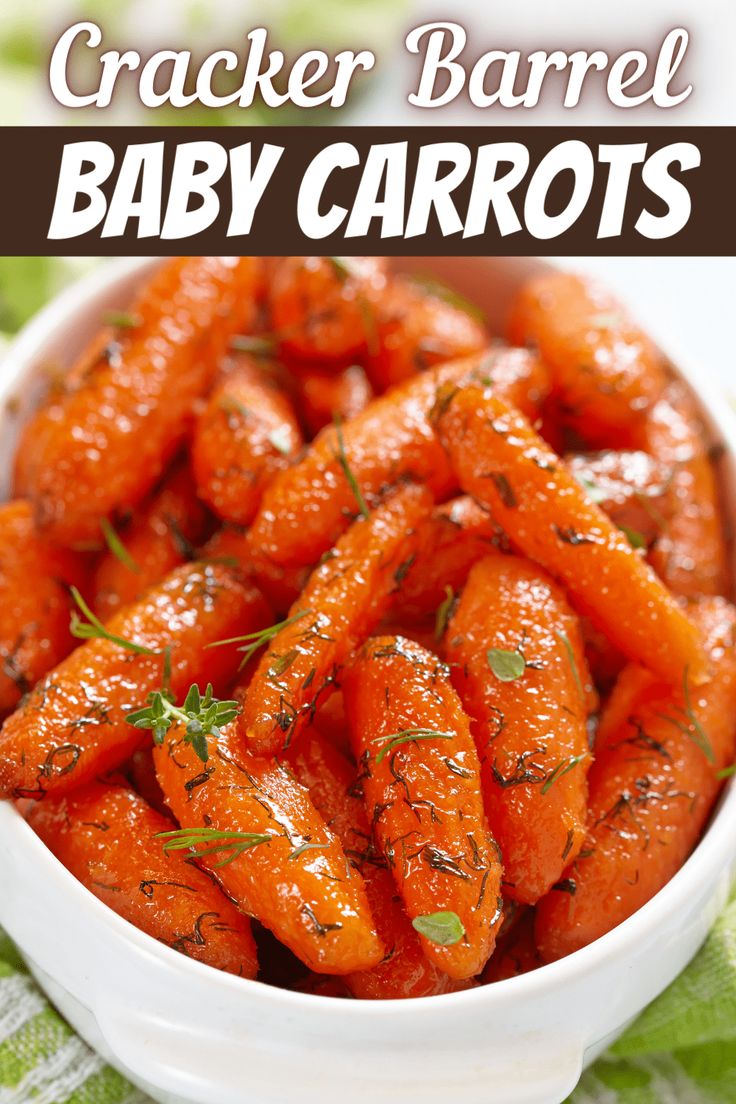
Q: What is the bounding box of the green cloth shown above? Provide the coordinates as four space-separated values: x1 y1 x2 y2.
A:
2 903 736 1104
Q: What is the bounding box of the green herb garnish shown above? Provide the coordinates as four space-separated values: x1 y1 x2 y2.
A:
619 524 647 550
333 414 369 519
411 911 465 946
371 728 455 764
206 609 312 671
70 587 157 656
541 754 587 795
487 648 526 682
230 334 276 356
658 667 714 763
126 683 240 764
100 517 140 574
717 764 736 780
434 585 456 642
157 827 271 868
288 842 330 861
556 631 585 700
409 274 485 322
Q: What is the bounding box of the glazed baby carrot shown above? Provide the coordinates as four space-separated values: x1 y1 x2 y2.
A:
445 553 592 904
28 778 257 976
536 597 736 961
565 450 673 551
365 275 488 392
640 380 729 598
93 459 211 620
250 348 548 569
482 909 542 983
0 562 271 800
343 635 504 980
201 525 308 617
153 723 383 975
507 270 666 445
238 481 434 756
284 727 462 998
296 364 373 436
0 501 84 716
192 354 303 526
126 746 170 818
269 256 387 362
434 385 708 686
14 256 262 545
390 495 507 625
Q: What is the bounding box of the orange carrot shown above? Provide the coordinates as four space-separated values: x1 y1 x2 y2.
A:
238 482 434 756
93 459 211 620
250 348 548 569
434 384 708 686
201 526 308 616
269 256 387 362
0 562 270 800
192 354 303 526
284 728 463 998
0 501 84 716
640 380 729 597
446 553 592 904
482 909 542 983
365 275 487 392
14 257 262 544
28 778 257 976
343 635 504 980
565 450 673 551
535 597 736 961
296 364 373 436
507 270 666 445
153 723 383 975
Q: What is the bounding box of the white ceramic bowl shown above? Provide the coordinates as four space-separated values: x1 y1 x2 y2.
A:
1 257 735 1104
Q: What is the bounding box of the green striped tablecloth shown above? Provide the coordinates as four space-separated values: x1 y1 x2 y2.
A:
2 891 736 1104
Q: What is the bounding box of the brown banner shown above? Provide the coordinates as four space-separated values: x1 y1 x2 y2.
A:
0 126 733 255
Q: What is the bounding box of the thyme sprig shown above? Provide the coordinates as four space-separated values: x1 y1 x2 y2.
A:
100 518 140 574
371 728 455 764
333 414 370 519
206 609 312 671
412 910 465 946
70 588 157 656
126 683 240 763
157 827 271 868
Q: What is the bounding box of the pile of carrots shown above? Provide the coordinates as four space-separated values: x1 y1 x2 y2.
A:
1 255 733 997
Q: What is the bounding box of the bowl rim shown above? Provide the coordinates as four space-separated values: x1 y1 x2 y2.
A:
1 254 735 1017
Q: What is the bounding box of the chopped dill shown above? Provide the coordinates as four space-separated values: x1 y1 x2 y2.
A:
333 414 370 519
371 728 455 764
206 608 312 671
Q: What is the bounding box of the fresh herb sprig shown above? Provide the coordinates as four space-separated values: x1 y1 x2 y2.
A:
657 667 714 763
206 609 312 671
487 648 526 682
70 588 157 656
371 728 455 764
556 630 585 699
333 414 370 519
412 911 465 946
157 827 271 868
541 753 587 795
434 585 456 642
100 518 140 574
126 683 240 763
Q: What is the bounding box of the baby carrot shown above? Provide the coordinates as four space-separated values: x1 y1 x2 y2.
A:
285 728 463 998
365 275 487 392
250 348 548 569
434 385 708 686
640 380 729 598
269 256 387 362
28 778 257 976
14 256 262 545
445 553 592 904
0 562 271 800
507 271 666 445
296 364 373 436
0 501 84 716
237 482 434 756
93 459 211 620
482 909 542 983
200 526 308 617
343 635 504 980
535 597 736 961
153 723 383 975
192 354 303 526
565 450 673 551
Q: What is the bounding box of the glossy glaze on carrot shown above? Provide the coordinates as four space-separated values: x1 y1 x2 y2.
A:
535 597 736 961
0 562 271 800
434 384 707 686
344 635 503 980
28 778 258 976
14 256 262 544
446 553 592 904
154 724 383 975
239 482 434 757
